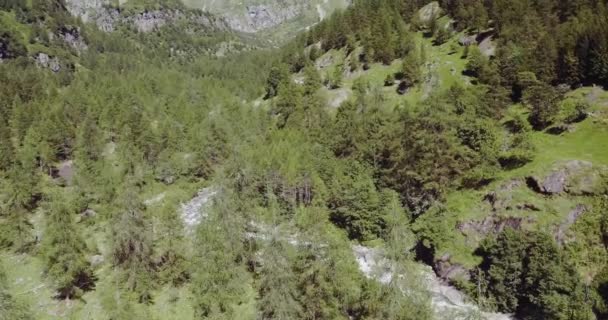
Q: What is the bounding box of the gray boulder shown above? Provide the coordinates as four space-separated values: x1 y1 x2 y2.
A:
435 254 470 282
418 2 441 25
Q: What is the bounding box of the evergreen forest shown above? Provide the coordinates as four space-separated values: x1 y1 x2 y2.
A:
0 0 607 319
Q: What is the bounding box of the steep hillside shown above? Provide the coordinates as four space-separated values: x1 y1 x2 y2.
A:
1 0 608 320
261 0 608 318
184 0 350 42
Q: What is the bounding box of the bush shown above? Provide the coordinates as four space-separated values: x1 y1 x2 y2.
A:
384 74 395 86
558 98 589 124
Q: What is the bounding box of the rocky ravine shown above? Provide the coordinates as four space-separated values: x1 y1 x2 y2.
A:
353 245 513 320
180 186 511 319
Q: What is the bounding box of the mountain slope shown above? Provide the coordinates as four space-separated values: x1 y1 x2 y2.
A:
184 0 350 37
1 0 608 320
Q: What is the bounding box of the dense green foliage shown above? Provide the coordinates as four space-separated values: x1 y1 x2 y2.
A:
474 229 592 319
0 0 607 319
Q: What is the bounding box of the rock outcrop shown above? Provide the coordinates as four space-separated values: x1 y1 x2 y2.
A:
203 0 351 34
418 2 442 25
35 53 61 72
554 204 588 245
58 26 88 52
222 4 303 33
435 254 470 282
458 29 496 57
180 187 217 231
458 215 533 237
64 0 228 33
527 160 606 195
353 245 513 320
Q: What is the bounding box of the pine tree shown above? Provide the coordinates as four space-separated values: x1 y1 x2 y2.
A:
471 0 488 32
558 49 581 86
303 65 322 95
327 63 344 89
400 47 422 90
0 112 14 171
191 193 250 318
110 181 154 302
10 128 41 209
41 191 93 299
265 63 291 99
73 114 102 201
273 81 303 128
256 193 303 319
8 97 29 149
293 248 341 319
465 45 488 78
366 191 432 320
258 239 303 320
524 82 561 129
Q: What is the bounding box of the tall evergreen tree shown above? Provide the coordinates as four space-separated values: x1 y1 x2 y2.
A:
191 191 250 318
41 191 93 299
257 239 303 320
110 180 154 302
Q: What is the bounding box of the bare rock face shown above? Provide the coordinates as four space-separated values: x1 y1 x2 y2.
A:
95 8 120 32
478 35 496 57
527 160 606 195
458 30 496 57
35 53 61 73
435 254 470 282
224 4 303 33
130 10 171 33
418 1 441 25
554 204 588 245
64 0 110 22
353 245 514 320
58 26 88 52
180 187 217 231
64 0 227 33
458 215 532 237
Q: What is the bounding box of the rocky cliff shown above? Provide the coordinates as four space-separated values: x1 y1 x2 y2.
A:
190 0 351 33
64 0 228 33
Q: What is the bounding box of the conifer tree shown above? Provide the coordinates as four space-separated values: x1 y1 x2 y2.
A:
369 199 432 320
293 248 341 319
110 180 154 302
265 63 291 99
41 191 93 299
303 65 322 96
273 81 303 128
400 47 422 90
191 192 249 318
0 112 13 171
74 114 102 201
257 194 303 319
524 82 561 129
258 238 303 320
